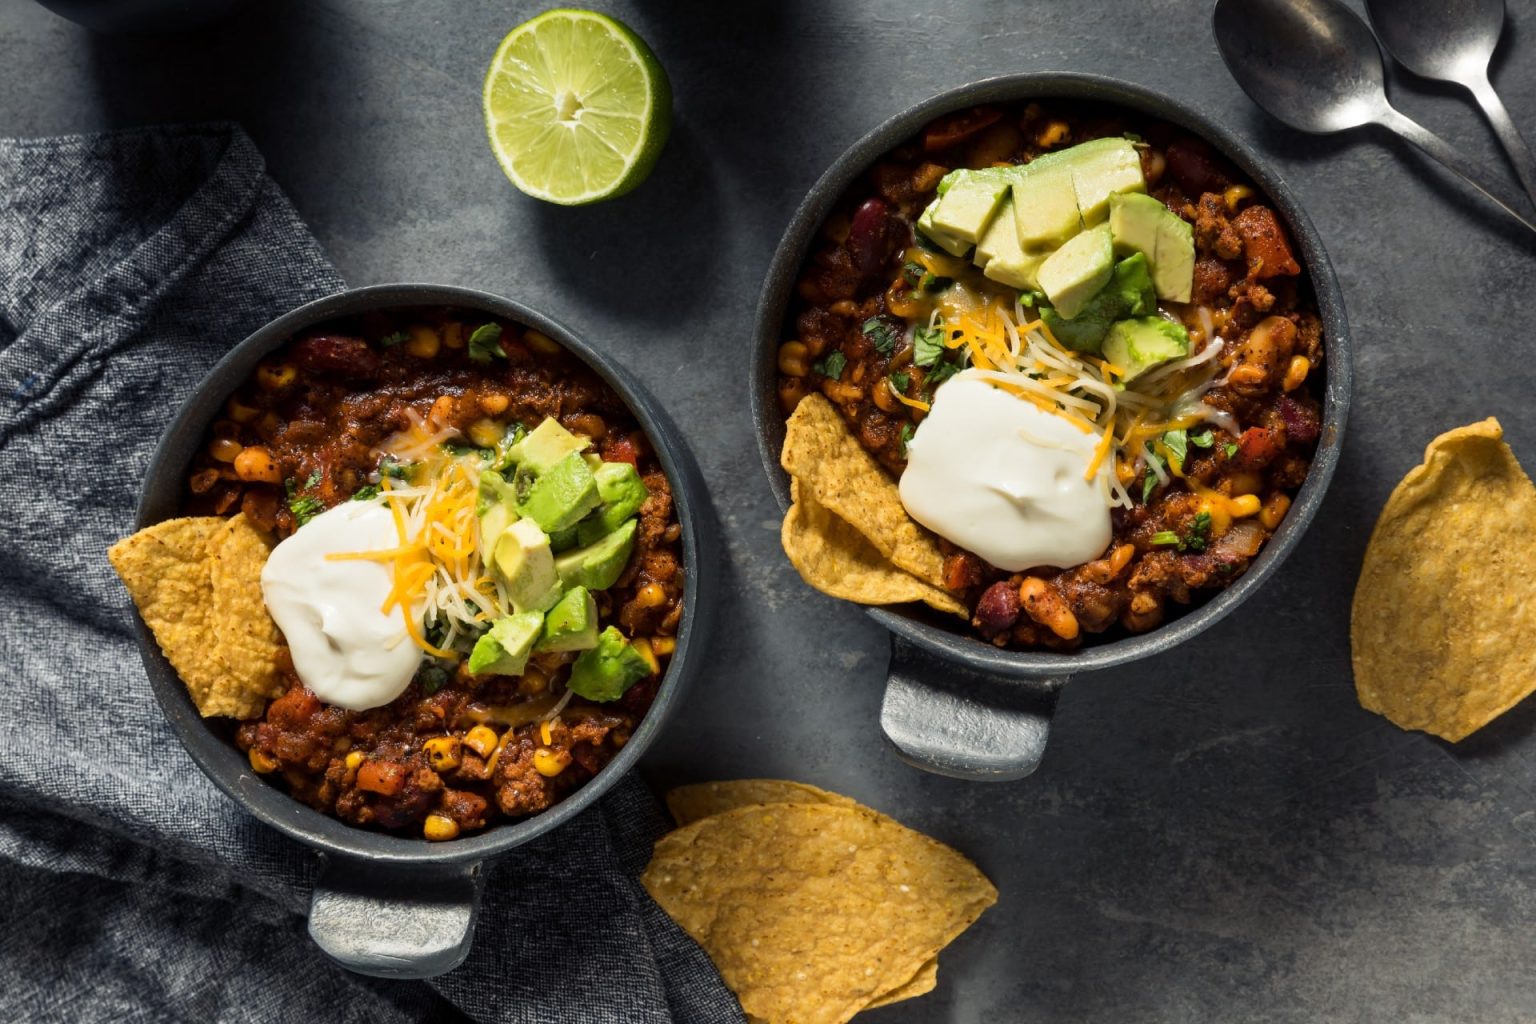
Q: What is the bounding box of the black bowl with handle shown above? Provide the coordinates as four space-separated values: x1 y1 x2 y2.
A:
133 283 718 978
750 73 1351 782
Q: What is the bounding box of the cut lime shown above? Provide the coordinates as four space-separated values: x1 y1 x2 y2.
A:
483 8 672 205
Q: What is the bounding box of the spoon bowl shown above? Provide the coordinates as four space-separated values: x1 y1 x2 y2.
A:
1365 0 1504 81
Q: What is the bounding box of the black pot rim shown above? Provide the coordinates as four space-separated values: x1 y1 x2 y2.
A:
134 282 714 866
749 72 1352 678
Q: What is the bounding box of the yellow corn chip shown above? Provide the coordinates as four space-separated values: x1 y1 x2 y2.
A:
867 957 938 1009
642 802 996 1024
782 481 965 617
1352 418 1536 741
206 514 284 719
781 394 948 587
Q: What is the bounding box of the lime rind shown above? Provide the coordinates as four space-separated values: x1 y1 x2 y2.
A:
483 8 672 205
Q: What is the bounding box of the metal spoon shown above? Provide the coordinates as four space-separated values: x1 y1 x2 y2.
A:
1212 0 1536 236
1366 0 1536 207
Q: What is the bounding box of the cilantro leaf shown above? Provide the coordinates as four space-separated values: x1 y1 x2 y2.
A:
902 262 924 285
1150 530 1181 547
379 456 414 480
1190 429 1215 449
1142 473 1158 504
467 323 505 363
861 317 898 356
442 439 495 460
1162 429 1189 468
924 359 960 391
1186 511 1212 553
284 474 325 526
913 325 945 367
812 351 847 381
919 272 953 293
380 331 410 348
889 371 911 393
1224 441 1239 459
352 484 380 501
899 422 916 457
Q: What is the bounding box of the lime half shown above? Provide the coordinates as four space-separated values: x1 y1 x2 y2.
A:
483 9 672 205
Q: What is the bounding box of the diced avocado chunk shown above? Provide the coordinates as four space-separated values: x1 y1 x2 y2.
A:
1040 253 1158 352
1154 212 1195 303
535 586 600 653
1012 163 1081 249
1102 317 1191 382
567 626 653 702
974 195 1047 290
554 518 637 593
493 518 563 613
576 461 649 546
506 417 587 474
476 469 520 555
1109 193 1194 303
931 171 1011 244
1037 224 1115 319
916 200 972 257
479 501 516 559
548 525 580 553
467 610 544 677
1070 139 1146 226
514 450 602 534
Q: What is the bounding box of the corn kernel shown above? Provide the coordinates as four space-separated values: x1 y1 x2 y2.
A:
468 418 504 449
464 725 498 758
1282 355 1311 392
651 636 676 657
533 748 571 777
777 341 809 377
256 362 296 390
248 748 278 774
525 330 561 354
344 751 365 771
478 392 510 416
226 396 260 423
209 437 244 463
1260 493 1291 531
233 446 281 484
1223 184 1254 211
428 394 457 430
423 736 461 772
406 324 441 359
1230 494 1262 518
1038 120 1069 147
423 814 460 841
632 638 660 676
635 583 667 609
441 322 466 349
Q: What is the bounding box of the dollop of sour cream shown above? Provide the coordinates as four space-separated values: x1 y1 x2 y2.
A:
261 500 420 711
899 370 1112 572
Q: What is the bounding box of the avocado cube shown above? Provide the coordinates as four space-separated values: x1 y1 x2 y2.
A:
1012 163 1082 249
494 518 563 613
506 417 587 475
567 626 653 702
554 518 637 593
1108 192 1164 263
515 451 601 534
916 200 973 257
1070 139 1146 226
549 526 580 553
975 196 1048 290
479 500 517 561
1102 316 1190 382
931 170 1012 244
1037 224 1115 320
1040 253 1158 352
535 586 600 653
576 462 649 546
1153 212 1195 303
467 610 545 676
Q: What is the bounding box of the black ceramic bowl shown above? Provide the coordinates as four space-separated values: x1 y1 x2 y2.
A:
134 284 717 978
751 74 1350 781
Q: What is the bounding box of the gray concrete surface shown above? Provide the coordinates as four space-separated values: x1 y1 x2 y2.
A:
4 0 1534 1020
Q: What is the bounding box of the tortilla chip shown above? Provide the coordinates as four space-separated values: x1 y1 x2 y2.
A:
109 517 226 712
666 778 859 827
110 515 284 720
642 802 996 1024
782 482 966 617
781 394 948 587
1352 418 1536 741
867 957 938 1009
206 514 284 719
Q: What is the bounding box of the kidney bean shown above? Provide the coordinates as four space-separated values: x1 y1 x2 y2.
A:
974 580 1021 636
847 198 910 285
1165 138 1233 196
291 334 381 378
1276 395 1320 445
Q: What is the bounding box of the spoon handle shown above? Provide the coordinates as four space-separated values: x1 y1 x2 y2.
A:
1377 105 1536 237
1466 72 1536 210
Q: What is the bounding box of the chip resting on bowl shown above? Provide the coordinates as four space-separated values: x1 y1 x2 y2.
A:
109 514 283 719
642 799 995 1024
1352 418 1536 741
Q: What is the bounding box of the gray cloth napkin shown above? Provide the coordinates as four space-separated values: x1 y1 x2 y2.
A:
0 123 743 1024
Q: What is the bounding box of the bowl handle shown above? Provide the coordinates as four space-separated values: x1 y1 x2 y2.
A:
880 636 1064 781
307 857 484 978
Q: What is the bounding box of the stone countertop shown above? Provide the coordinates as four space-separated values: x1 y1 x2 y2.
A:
5 0 1534 1020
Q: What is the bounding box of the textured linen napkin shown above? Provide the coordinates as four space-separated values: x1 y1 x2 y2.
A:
0 124 742 1024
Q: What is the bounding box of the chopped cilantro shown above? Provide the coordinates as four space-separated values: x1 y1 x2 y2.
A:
1141 446 1166 503
919 272 953 293
417 661 451 696
467 323 505 363
813 351 847 380
379 456 414 480
902 262 924 285
899 422 916 456
861 316 899 356
1162 429 1189 468
924 359 960 391
889 371 911 393
1224 441 1239 459
1142 473 1158 504
284 472 325 526
1186 511 1212 553
352 484 380 501
913 325 945 367
1150 530 1181 547
1190 429 1215 449
442 439 495 460
380 330 409 348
